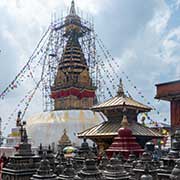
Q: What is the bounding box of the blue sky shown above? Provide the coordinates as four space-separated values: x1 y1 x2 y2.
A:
0 0 180 135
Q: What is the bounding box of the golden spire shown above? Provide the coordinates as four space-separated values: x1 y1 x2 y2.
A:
117 78 125 96
70 0 76 15
121 115 129 128
16 111 22 127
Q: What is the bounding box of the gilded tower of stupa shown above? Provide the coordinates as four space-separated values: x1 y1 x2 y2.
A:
51 0 96 110
26 1 104 147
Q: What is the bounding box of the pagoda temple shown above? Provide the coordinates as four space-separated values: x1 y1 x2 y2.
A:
26 0 104 147
78 79 162 152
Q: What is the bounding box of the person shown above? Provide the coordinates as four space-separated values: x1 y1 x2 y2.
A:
1 153 8 168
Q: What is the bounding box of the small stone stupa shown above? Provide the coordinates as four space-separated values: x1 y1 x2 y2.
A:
133 152 157 179
31 152 58 180
46 145 56 171
140 163 153 180
170 159 180 179
78 138 91 157
55 160 64 176
74 138 92 171
99 153 108 170
74 152 104 180
106 115 144 159
2 121 40 180
157 129 180 179
58 159 76 180
103 153 130 180
171 129 180 156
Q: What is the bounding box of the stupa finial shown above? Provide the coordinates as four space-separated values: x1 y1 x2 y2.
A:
70 0 76 15
117 78 125 96
121 115 129 128
58 128 71 146
16 111 22 127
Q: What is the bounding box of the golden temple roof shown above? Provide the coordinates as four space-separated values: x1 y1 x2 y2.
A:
92 79 151 112
59 40 87 74
92 95 151 112
77 121 162 138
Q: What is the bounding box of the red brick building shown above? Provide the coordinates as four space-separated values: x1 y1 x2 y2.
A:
155 80 180 130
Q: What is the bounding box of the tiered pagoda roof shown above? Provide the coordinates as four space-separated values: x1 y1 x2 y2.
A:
92 95 151 112
58 38 88 75
92 79 151 112
78 120 162 138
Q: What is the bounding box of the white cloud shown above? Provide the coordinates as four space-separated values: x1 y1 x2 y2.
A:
73 0 110 15
174 0 180 9
148 0 171 34
161 27 180 65
0 0 108 26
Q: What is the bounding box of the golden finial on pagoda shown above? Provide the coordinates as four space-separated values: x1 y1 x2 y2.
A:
58 129 72 146
117 78 125 96
121 115 129 128
70 0 76 15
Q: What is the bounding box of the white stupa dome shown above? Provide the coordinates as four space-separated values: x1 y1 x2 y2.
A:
26 110 105 147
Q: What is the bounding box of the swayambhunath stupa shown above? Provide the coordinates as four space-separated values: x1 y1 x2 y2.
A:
0 0 180 180
26 0 105 146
